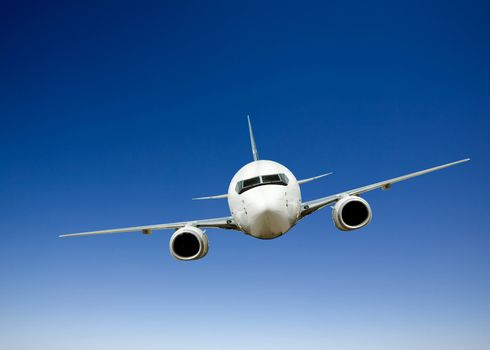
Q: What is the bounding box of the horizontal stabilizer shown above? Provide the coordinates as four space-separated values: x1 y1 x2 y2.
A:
298 172 333 185
192 194 228 200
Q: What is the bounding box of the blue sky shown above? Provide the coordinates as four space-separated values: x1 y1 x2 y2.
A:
0 1 489 349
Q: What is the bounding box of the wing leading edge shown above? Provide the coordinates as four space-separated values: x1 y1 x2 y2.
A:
300 158 470 218
59 216 238 238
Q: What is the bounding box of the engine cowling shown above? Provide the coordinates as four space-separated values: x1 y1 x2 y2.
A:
332 196 372 231
169 226 209 261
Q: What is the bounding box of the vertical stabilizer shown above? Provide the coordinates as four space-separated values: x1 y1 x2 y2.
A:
247 115 259 161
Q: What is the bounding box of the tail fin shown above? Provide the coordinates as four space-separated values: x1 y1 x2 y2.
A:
247 115 259 161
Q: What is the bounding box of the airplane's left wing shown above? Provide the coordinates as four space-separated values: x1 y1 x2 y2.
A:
59 216 238 237
300 158 469 219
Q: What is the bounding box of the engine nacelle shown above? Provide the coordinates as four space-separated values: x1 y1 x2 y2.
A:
332 196 372 231
169 226 209 261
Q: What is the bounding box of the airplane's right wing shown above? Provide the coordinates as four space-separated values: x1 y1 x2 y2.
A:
299 158 470 219
60 216 239 238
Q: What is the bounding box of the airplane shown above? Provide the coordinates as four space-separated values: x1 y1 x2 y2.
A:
60 116 470 261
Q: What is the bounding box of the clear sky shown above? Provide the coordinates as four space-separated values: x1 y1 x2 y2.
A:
0 1 489 349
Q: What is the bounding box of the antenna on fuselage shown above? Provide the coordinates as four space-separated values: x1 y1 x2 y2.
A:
247 115 259 161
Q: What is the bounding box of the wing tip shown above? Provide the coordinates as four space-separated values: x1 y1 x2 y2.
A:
453 158 470 166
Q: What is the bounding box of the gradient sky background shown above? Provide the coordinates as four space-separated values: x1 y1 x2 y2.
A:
1 1 489 349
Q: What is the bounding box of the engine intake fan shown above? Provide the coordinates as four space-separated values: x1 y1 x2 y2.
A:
332 196 372 231
169 226 209 261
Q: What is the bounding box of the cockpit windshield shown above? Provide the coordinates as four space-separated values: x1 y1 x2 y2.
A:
236 173 289 194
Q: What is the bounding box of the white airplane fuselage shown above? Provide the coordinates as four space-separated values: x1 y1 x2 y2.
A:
227 160 302 239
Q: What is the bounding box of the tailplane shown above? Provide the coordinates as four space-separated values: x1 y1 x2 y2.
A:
298 172 333 185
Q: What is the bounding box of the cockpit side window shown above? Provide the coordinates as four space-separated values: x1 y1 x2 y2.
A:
279 173 289 184
236 173 289 194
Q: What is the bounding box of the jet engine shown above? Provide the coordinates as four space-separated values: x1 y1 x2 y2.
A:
332 196 372 231
169 226 209 261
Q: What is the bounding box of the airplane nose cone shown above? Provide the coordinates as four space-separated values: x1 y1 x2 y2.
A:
248 197 291 238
